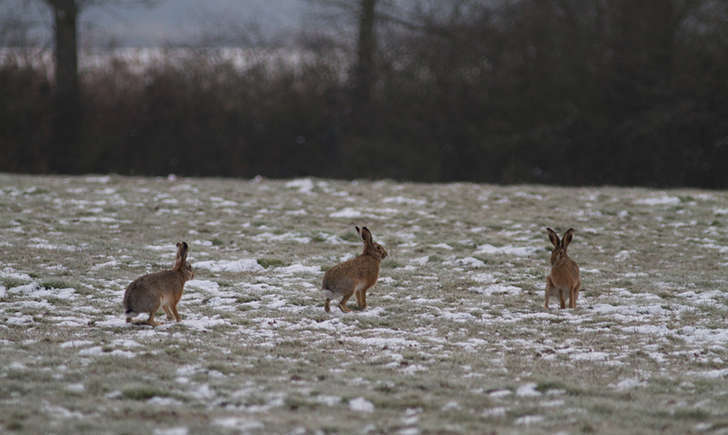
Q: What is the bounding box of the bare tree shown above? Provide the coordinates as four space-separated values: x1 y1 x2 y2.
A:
38 0 157 172
41 0 80 171
352 0 377 108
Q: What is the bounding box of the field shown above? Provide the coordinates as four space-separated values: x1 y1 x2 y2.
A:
1 173 727 434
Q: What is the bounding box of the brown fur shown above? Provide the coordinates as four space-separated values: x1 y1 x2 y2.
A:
321 226 388 313
545 228 581 309
123 242 194 326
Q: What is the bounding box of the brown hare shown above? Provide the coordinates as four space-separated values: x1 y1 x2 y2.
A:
321 226 388 313
545 228 582 309
123 241 194 326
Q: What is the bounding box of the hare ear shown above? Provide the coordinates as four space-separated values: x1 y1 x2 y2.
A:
355 226 361 236
175 241 188 266
546 228 560 248
361 226 373 244
562 228 575 249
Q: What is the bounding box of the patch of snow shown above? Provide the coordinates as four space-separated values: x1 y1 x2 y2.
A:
612 378 645 391
6 315 33 325
187 279 221 293
382 196 426 206
570 351 610 362
475 244 538 256
470 284 522 296
154 428 189 435
483 407 507 417
78 216 118 223
145 244 176 252
28 242 77 252
515 415 544 425
431 243 453 250
346 336 419 349
410 256 429 265
9 283 76 300
193 259 263 273
85 176 110 183
43 402 84 419
329 207 362 218
95 187 117 195
214 417 264 430
688 368 728 379
455 257 485 268
315 395 342 406
148 397 184 406
78 346 104 356
402 364 427 375
676 326 728 345
182 315 229 331
276 264 321 275
112 339 142 348
315 232 346 244
285 209 308 216
190 384 215 400
615 250 633 261
209 197 237 207
78 346 135 358
488 389 512 398
516 383 541 397
66 383 85 392
253 232 311 244
349 397 375 413
634 195 680 206
60 340 94 348
286 178 314 194
91 260 118 270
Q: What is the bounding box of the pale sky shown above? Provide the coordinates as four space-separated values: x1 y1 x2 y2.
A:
3 0 317 47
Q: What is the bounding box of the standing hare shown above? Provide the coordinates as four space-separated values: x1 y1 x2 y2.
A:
545 228 582 309
123 242 194 326
321 226 388 313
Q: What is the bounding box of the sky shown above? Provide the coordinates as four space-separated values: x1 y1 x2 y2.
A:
3 0 315 47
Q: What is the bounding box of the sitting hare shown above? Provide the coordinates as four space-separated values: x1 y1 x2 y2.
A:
123 242 194 326
545 228 582 309
321 226 388 313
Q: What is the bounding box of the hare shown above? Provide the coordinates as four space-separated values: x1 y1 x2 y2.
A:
545 228 582 309
321 226 388 313
123 242 194 326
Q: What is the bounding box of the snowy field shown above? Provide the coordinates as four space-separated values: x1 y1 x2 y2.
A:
1 173 727 434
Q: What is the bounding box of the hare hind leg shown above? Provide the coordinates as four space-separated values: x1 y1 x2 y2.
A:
142 311 159 327
356 288 369 310
558 289 567 309
545 277 554 309
359 287 370 310
171 303 181 322
338 293 353 313
569 285 579 309
162 305 174 320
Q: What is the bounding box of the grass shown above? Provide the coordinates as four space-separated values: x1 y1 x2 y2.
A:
256 258 286 269
0 174 727 434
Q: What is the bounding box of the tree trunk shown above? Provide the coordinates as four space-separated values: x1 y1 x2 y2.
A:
353 0 377 112
49 0 81 173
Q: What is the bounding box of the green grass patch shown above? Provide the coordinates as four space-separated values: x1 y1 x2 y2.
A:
2 277 30 288
40 279 78 289
257 258 286 269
